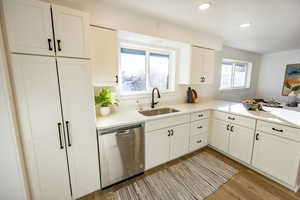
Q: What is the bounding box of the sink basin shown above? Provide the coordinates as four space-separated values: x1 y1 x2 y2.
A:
139 107 179 116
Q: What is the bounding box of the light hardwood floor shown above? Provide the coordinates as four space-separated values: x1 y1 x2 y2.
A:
80 147 300 200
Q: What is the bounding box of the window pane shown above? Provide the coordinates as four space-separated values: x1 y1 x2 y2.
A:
149 53 170 90
233 63 247 88
120 48 146 93
220 63 233 89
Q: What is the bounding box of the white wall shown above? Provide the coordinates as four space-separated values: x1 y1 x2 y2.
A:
192 46 261 102
52 0 223 50
0 25 29 199
256 49 300 101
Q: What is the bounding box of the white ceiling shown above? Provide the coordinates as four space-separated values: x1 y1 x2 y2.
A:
101 0 300 54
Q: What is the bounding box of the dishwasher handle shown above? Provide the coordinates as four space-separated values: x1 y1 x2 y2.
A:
99 124 143 135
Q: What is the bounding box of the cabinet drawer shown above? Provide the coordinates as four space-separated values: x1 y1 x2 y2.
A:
190 119 209 136
190 110 210 121
189 134 208 152
257 120 300 142
145 114 189 132
213 111 256 129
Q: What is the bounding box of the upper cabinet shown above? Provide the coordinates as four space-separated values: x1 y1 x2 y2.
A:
1 0 54 56
1 0 89 59
90 26 118 86
179 46 215 85
52 5 89 59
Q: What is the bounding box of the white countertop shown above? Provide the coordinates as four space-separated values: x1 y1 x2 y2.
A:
96 100 300 130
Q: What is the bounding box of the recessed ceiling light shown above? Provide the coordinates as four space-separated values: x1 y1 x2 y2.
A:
240 23 252 28
198 3 211 10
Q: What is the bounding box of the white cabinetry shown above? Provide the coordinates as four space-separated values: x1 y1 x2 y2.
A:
1 0 54 56
2 0 89 58
253 121 300 187
210 112 255 164
52 5 89 58
11 55 99 200
179 46 215 85
210 119 229 152
145 115 189 170
90 26 118 86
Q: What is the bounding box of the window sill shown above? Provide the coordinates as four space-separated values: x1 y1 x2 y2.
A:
219 87 251 91
119 90 176 99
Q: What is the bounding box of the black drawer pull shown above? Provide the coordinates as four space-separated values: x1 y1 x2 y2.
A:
48 38 53 51
226 124 230 131
230 125 234 132
167 130 171 136
57 122 64 149
228 117 235 120
272 128 283 132
196 140 202 144
197 126 203 129
57 40 62 51
256 133 259 141
198 114 204 117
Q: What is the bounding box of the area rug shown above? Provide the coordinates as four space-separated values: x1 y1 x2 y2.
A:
114 152 238 200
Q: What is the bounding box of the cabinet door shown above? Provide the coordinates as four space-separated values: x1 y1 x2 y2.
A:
252 132 300 186
228 125 254 164
57 58 100 198
190 46 204 84
202 49 215 84
52 5 89 58
90 26 118 86
10 55 71 200
210 119 229 152
170 123 190 160
2 0 54 55
145 129 170 170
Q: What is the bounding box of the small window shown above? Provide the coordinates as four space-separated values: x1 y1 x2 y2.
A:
220 59 252 90
119 44 174 95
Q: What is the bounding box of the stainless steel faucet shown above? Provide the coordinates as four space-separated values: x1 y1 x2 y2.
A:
151 88 161 108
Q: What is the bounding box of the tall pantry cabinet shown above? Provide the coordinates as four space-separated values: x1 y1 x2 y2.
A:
1 0 100 199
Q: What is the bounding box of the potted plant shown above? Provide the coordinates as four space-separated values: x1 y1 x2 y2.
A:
284 82 300 106
95 88 118 116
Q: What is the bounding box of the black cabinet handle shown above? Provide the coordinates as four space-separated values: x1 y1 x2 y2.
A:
167 130 171 136
57 122 64 149
197 126 203 129
48 38 53 51
115 75 118 83
230 125 234 132
226 124 230 131
256 133 260 141
171 129 174 136
228 116 235 120
196 140 202 144
272 127 283 133
198 114 204 118
66 121 71 147
57 40 62 51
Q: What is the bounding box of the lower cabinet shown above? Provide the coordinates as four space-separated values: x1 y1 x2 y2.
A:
210 118 255 164
252 132 300 186
228 125 254 164
145 123 189 170
210 119 229 152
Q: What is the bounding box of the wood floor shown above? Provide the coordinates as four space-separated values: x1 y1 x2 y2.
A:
80 147 300 200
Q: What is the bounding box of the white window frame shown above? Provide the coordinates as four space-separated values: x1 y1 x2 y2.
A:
118 42 176 96
219 58 252 91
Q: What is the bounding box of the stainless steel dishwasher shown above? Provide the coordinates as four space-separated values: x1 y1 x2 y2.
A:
98 123 145 188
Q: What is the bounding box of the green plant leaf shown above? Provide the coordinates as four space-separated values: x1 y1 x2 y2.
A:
284 82 291 89
94 88 118 107
292 85 300 91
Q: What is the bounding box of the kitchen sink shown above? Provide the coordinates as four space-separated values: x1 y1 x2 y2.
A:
139 107 179 116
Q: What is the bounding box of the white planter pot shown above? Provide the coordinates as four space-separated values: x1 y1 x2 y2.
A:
99 106 111 116
288 91 297 104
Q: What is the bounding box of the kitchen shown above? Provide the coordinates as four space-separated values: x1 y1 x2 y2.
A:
1 0 300 200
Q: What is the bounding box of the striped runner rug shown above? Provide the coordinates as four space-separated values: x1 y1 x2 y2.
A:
114 152 238 200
